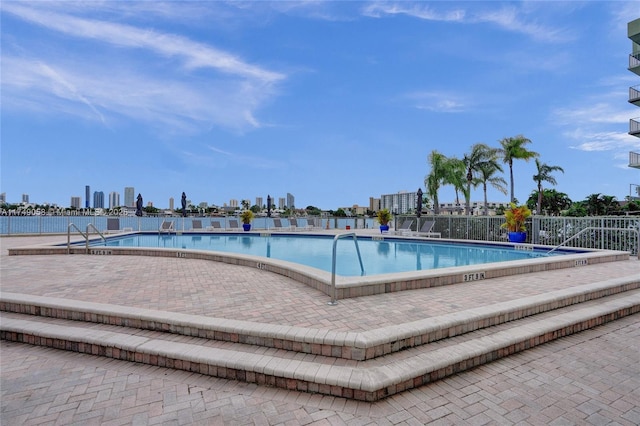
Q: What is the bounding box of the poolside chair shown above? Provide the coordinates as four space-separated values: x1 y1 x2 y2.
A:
105 218 122 234
192 219 203 231
306 218 318 230
272 218 288 231
394 219 414 235
416 220 441 238
228 219 240 230
159 220 174 233
207 221 222 231
289 218 300 231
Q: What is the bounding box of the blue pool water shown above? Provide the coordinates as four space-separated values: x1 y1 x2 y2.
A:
88 233 565 277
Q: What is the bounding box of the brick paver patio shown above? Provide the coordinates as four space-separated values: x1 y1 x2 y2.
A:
1 236 639 425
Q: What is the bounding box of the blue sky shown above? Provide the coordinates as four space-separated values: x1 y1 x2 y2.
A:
2 1 639 210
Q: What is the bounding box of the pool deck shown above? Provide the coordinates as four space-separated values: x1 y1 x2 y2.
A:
1 234 639 423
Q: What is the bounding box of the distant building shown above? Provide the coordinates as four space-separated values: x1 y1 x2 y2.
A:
169 197 174 210
85 185 90 208
109 192 120 209
229 199 239 208
93 191 105 209
369 197 380 212
70 196 81 209
278 197 286 209
255 197 263 208
287 193 295 210
124 187 135 208
22 194 29 203
380 191 417 214
0 193 6 204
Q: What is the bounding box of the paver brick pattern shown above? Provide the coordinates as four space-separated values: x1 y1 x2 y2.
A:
1 236 639 424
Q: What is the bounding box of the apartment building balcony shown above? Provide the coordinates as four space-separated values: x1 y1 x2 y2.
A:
630 151 640 169
631 118 640 137
630 53 640 76
631 85 640 106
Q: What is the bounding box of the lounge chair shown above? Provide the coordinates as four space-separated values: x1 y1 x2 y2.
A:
159 220 174 233
272 218 289 231
105 218 122 234
306 218 318 230
207 221 222 231
394 219 414 235
289 218 300 231
192 219 203 231
416 220 441 238
228 219 240 230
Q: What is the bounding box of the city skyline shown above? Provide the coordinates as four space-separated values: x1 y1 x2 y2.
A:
2 2 639 209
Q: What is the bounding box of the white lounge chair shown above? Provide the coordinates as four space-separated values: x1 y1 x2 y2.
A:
207 221 222 231
159 220 174 233
394 219 414 235
272 218 289 231
228 219 240 230
416 220 441 238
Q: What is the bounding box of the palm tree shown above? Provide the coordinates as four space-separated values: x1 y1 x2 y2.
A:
443 157 467 213
424 150 448 215
476 158 507 215
532 159 564 214
463 143 496 215
499 135 539 203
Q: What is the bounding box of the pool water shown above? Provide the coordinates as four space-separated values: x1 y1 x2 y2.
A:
91 233 563 277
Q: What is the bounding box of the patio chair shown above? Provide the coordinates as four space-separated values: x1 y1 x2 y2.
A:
159 220 174 233
228 219 240 230
272 218 289 231
207 221 222 231
105 218 122 234
416 220 441 238
289 218 300 231
192 219 203 231
394 219 414 235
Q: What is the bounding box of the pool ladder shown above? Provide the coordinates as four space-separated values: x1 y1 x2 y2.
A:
328 232 365 305
67 223 106 254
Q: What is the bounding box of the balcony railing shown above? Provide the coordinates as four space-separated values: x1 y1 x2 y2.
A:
630 151 640 168
631 118 640 136
631 85 640 104
630 52 640 72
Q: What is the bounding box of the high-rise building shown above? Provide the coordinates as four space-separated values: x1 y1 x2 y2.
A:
70 196 81 209
627 18 640 199
124 187 135 207
169 197 174 210
255 197 263 208
286 193 295 210
93 191 105 209
380 191 418 214
22 194 29 203
109 192 120 209
369 197 381 212
85 185 90 208
0 193 6 204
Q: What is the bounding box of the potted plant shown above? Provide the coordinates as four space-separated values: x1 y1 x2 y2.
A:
240 210 254 231
376 209 392 233
501 202 531 243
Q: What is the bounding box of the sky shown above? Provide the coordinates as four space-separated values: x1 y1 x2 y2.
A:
2 1 640 211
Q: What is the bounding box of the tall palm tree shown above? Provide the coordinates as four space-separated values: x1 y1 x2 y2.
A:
463 143 497 215
424 150 448 215
499 135 539 203
532 159 564 214
443 157 467 213
476 158 507 215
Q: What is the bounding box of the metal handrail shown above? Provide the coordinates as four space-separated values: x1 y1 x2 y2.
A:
547 226 640 259
328 232 365 306
67 223 87 254
86 223 106 250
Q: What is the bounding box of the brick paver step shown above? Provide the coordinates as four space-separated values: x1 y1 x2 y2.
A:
3 290 638 401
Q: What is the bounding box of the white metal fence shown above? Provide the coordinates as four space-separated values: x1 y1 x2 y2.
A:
1 215 638 255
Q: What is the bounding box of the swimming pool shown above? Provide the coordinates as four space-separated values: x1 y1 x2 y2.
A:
93 233 568 276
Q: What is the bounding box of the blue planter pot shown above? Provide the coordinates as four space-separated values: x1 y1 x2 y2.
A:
242 224 251 232
508 231 527 243
380 225 389 233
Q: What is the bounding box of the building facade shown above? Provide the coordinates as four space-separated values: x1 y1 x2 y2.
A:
85 185 90 208
70 196 81 209
627 18 640 199
93 191 105 209
124 187 135 208
109 192 120 209
380 191 418 214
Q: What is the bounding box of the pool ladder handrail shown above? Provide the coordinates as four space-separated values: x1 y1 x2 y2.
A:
67 223 107 254
328 232 365 306
546 226 640 259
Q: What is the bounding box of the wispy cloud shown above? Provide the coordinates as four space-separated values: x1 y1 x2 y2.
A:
362 2 571 43
404 91 466 113
1 2 285 133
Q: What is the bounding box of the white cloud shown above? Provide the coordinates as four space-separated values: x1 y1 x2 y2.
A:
405 91 466 113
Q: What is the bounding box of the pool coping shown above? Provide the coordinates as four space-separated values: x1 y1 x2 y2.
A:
7 232 631 301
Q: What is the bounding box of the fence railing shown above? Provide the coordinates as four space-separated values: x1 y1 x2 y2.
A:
1 215 638 255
